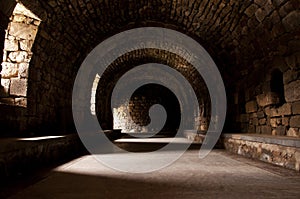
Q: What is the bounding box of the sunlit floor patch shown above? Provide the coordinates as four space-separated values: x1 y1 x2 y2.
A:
8 150 300 199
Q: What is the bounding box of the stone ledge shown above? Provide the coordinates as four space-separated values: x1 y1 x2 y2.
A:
222 133 300 172
0 134 83 177
222 133 300 148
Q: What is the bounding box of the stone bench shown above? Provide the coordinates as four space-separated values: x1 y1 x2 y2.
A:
222 133 300 172
0 134 83 177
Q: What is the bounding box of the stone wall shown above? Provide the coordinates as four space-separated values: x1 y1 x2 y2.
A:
112 84 181 134
234 58 300 137
0 3 40 106
0 3 42 135
230 0 300 137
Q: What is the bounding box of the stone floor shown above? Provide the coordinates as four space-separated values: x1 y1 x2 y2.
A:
6 149 300 199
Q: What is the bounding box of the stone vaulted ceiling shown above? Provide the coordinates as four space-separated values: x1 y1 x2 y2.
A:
17 0 299 84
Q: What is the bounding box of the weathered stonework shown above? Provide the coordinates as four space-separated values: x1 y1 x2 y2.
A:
285 80 300 102
0 3 40 108
290 116 300 128
112 84 181 134
246 100 258 113
0 0 298 137
10 78 27 96
287 128 300 137
256 92 280 107
237 62 299 137
223 134 300 172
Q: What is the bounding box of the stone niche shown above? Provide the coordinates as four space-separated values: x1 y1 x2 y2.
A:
0 3 41 107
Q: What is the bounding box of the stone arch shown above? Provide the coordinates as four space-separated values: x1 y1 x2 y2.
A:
0 0 297 136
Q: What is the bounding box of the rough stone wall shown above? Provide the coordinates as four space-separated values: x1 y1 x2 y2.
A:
112 84 181 134
234 35 300 137
0 3 40 106
231 1 300 136
0 3 41 135
240 93 300 136
113 98 158 133
235 73 300 137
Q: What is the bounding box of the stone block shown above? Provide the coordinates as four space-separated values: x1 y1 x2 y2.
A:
253 118 259 126
249 112 257 118
273 0 285 6
8 51 29 63
283 69 299 84
277 103 292 116
292 101 300 114
282 117 289 126
290 116 300 128
285 80 300 102
254 0 266 7
8 22 38 40
0 97 16 105
246 100 258 113
261 125 272 134
270 108 281 117
256 92 280 107
277 118 282 125
259 118 266 125
1 62 18 78
13 14 26 23
287 128 300 137
270 118 277 127
0 79 10 97
18 63 29 78
19 40 33 51
265 107 271 116
257 111 265 118
272 126 286 136
14 97 27 107
263 0 274 16
4 38 18 51
255 8 267 22
10 78 27 96
245 4 259 17
285 54 298 69
282 11 300 32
